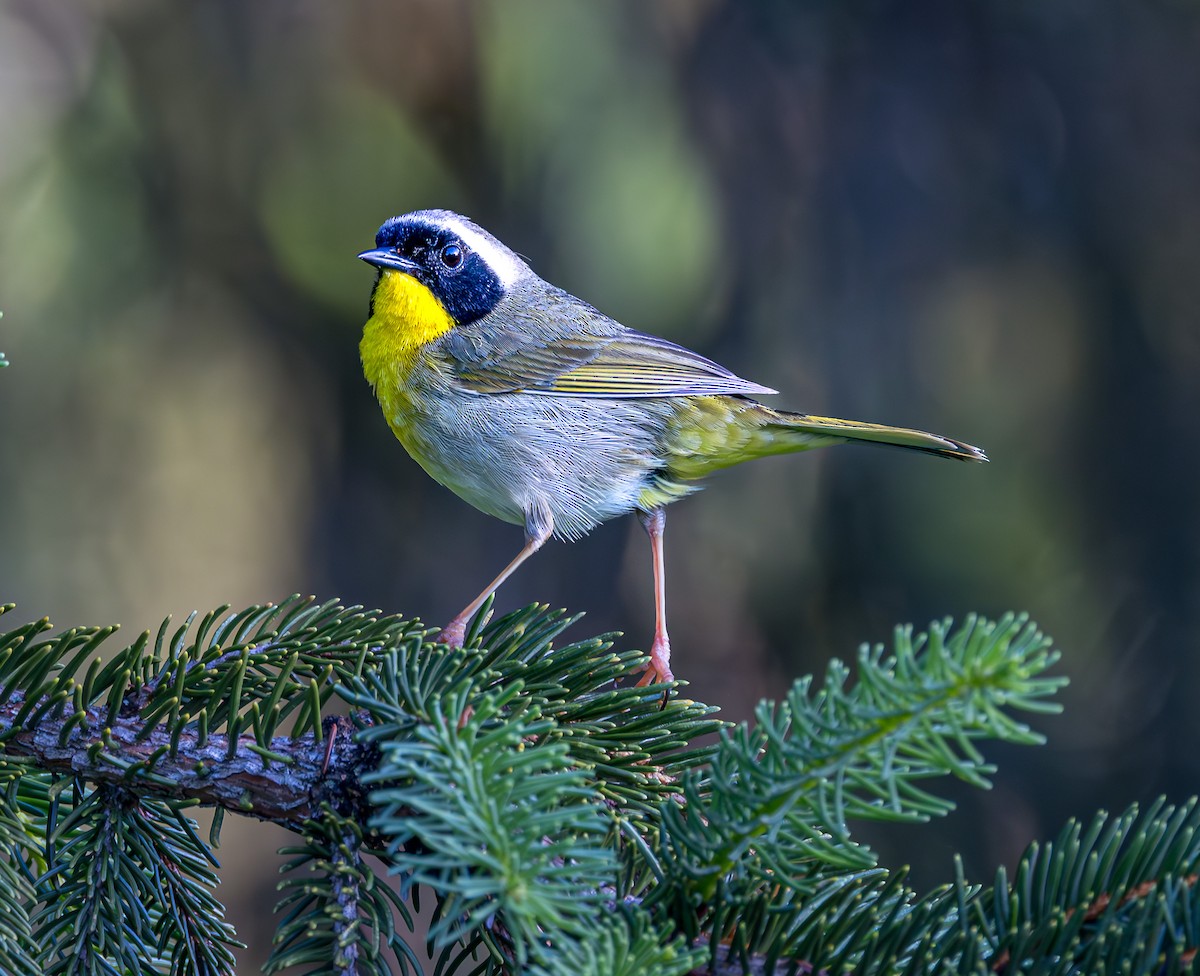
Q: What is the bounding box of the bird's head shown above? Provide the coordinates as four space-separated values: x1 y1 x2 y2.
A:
358 209 525 328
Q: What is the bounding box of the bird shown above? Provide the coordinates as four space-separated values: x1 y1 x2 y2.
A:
357 209 986 689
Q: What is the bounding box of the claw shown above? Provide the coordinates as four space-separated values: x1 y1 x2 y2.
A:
439 615 468 648
635 633 674 710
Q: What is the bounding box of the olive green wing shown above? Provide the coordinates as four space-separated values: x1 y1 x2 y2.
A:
445 327 776 399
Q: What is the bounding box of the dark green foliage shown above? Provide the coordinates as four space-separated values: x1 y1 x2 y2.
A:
0 595 1195 973
773 798 1200 975
339 606 1069 973
270 804 420 976
368 689 616 964
345 602 721 821
630 615 1063 971
342 602 722 969
0 760 39 975
651 615 1062 902
0 597 427 764
964 798 1200 974
525 912 702 976
32 783 240 976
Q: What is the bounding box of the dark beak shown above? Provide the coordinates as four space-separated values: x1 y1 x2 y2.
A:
357 248 422 274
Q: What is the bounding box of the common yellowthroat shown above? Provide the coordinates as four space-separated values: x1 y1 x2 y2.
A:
358 209 986 688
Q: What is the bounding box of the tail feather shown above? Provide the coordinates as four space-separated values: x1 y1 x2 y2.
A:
652 398 987 494
774 411 988 462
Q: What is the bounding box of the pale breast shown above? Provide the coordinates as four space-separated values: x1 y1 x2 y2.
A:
395 383 682 540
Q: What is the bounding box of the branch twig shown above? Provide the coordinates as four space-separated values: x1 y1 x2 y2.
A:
1 695 363 826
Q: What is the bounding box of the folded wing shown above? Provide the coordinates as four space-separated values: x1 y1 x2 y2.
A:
448 328 776 399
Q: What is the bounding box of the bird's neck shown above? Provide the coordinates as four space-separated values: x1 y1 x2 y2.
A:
360 270 456 393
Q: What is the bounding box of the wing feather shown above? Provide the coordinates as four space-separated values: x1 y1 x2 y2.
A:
437 282 773 398
449 328 775 399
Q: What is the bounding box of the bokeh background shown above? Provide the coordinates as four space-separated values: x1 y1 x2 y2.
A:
2 0 1199 967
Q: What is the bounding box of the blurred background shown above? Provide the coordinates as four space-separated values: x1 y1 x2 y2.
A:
2 0 1199 967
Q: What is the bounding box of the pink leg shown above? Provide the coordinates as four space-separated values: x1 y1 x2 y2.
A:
441 513 553 647
635 508 674 687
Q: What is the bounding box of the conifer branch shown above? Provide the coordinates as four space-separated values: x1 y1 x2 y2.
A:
15 597 1193 975
0 695 347 826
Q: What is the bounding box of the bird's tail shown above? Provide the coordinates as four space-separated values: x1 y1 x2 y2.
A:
652 400 987 498
768 410 988 462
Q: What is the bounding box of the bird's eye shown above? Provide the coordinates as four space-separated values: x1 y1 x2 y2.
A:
440 243 463 269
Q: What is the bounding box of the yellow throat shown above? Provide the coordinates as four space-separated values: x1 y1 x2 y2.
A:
359 269 456 395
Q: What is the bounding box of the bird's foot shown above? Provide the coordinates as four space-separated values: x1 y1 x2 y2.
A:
636 633 674 688
439 615 469 648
